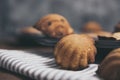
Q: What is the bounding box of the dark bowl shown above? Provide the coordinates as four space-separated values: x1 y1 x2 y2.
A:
95 36 120 63
9 31 60 47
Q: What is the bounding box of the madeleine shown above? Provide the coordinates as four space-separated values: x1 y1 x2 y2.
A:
34 14 74 38
54 34 97 70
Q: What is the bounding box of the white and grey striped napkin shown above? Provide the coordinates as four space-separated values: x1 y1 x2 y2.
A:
0 49 101 80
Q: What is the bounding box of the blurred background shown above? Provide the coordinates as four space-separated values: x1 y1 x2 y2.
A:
1 0 120 34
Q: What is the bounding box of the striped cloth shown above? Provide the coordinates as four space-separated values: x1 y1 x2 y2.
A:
0 49 102 80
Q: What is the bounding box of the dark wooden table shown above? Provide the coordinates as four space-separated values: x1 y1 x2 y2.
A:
0 40 54 80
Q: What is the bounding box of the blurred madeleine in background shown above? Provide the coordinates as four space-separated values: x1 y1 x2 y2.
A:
82 21 112 39
81 21 103 33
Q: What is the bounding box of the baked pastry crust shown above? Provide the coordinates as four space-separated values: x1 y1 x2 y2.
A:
54 34 96 70
97 48 120 80
34 14 74 38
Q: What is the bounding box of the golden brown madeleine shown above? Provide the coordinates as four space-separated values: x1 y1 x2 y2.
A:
20 26 42 35
82 21 102 33
112 32 120 40
97 48 120 80
33 14 74 38
54 34 97 70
